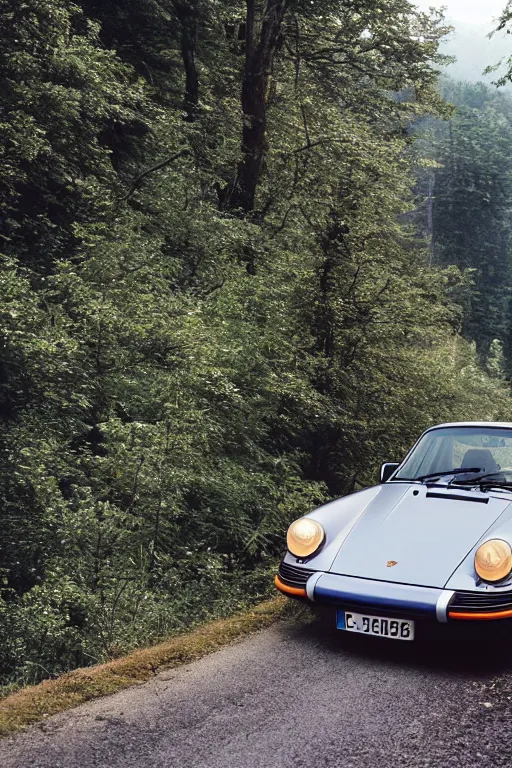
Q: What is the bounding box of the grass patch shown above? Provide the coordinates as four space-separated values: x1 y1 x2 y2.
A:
0 596 288 738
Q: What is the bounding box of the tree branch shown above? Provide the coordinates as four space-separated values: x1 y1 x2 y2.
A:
120 149 191 201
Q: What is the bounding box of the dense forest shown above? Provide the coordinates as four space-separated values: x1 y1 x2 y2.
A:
2 0 512 689
416 78 512 367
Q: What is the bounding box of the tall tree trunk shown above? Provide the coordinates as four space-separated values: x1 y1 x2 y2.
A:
174 1 200 122
427 171 435 265
224 0 287 214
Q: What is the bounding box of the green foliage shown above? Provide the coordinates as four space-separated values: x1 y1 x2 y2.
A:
0 0 156 268
423 79 512 366
488 2 512 86
1 0 511 689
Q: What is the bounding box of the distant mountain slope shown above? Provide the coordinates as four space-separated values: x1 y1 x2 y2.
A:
439 20 511 85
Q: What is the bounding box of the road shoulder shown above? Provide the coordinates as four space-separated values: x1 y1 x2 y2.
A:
0 596 288 738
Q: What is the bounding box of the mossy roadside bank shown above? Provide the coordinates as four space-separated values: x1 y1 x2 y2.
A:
0 596 289 738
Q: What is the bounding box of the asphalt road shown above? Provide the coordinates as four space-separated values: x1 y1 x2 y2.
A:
2 613 512 768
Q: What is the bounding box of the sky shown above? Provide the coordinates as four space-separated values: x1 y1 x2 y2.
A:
413 0 511 83
415 0 506 24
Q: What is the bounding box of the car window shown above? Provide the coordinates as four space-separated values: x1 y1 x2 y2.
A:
395 426 512 480
452 437 512 471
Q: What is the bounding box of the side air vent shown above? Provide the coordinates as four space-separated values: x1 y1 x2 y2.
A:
426 492 488 504
278 561 314 588
450 590 512 613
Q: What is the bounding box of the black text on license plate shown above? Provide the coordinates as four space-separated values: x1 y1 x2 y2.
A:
336 610 414 640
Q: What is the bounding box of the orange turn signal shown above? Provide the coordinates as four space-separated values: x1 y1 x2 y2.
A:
449 608 512 621
274 574 307 598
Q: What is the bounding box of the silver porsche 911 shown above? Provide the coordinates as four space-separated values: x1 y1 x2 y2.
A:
275 422 512 641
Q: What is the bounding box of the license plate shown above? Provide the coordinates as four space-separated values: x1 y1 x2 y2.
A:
336 610 415 641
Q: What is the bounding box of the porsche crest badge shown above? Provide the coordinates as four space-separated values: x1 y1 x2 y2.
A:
386 560 398 567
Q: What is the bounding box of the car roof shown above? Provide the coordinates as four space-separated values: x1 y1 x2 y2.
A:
425 422 512 431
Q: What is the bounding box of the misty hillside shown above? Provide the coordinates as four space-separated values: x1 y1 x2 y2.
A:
440 20 511 84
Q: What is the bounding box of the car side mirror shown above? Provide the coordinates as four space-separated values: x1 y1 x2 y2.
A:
380 462 400 483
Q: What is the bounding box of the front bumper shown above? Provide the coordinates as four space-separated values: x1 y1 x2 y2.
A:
275 564 512 622
311 572 450 621
275 567 452 622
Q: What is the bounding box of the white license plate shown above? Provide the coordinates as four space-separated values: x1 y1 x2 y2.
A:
337 610 415 641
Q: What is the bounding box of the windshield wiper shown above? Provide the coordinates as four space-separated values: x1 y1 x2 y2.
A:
396 467 482 483
456 471 512 489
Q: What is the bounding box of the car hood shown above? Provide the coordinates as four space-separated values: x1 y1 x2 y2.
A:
328 483 512 588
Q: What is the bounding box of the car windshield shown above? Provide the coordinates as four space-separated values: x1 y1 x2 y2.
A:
394 426 512 482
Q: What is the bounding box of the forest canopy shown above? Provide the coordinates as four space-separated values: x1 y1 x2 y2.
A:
1 0 511 688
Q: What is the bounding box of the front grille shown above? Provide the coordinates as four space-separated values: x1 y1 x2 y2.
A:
278 561 314 588
450 590 512 613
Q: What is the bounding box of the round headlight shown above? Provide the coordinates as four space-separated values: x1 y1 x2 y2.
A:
475 539 512 582
287 518 325 558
